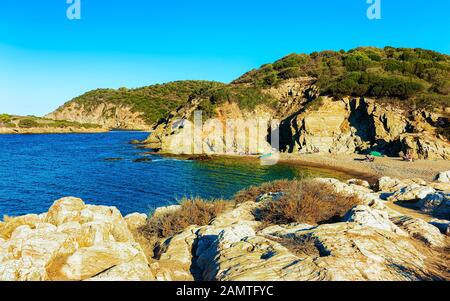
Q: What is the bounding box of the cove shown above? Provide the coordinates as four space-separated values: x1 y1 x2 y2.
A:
0 131 349 217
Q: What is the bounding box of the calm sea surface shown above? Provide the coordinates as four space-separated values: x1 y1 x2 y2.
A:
0 132 349 217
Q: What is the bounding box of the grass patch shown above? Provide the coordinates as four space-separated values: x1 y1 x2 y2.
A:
254 179 362 225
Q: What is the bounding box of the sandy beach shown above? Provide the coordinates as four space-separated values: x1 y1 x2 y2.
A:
280 153 450 182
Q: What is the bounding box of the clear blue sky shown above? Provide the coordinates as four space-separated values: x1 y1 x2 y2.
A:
1 0 449 116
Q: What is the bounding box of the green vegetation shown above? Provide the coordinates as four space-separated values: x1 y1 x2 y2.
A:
18 118 39 128
0 114 11 123
234 47 450 109
194 85 278 118
64 81 225 124
0 114 102 130
53 47 449 125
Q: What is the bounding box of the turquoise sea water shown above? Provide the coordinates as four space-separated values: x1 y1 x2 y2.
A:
0 132 347 217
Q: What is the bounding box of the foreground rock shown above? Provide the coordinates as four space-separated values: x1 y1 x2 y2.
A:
1 174 449 281
436 171 450 183
150 177 449 281
0 198 152 281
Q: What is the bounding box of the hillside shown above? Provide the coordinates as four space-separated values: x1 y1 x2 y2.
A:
48 47 450 130
234 47 450 111
0 114 104 134
45 47 450 158
144 47 450 159
46 81 224 129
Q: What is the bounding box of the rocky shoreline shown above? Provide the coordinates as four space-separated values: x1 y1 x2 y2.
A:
0 127 108 135
1 171 449 281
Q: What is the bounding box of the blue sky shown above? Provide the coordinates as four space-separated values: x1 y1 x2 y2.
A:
1 0 449 116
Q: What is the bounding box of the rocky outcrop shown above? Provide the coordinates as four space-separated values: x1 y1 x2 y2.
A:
144 97 275 154
284 97 449 159
147 176 449 281
436 171 450 183
0 198 152 281
46 102 149 130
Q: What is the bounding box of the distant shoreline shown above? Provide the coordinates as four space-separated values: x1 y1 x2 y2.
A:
0 128 151 135
0 127 108 135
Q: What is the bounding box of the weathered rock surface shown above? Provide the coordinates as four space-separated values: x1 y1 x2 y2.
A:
430 219 450 236
388 185 436 202
1 176 449 281
150 177 449 281
392 216 445 248
436 170 450 183
46 102 149 130
418 193 450 217
342 205 406 235
0 198 152 281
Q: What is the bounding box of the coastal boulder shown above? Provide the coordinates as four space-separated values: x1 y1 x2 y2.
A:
429 219 450 236
153 205 181 218
400 134 450 160
436 171 450 183
0 198 152 281
342 205 406 235
392 216 445 248
45 197 86 226
124 213 147 232
59 242 149 281
388 185 436 202
417 193 450 217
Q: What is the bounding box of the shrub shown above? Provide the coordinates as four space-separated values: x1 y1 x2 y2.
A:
368 76 424 99
0 114 11 123
234 179 293 204
343 53 372 71
278 68 304 80
273 54 309 70
255 180 362 225
138 198 227 240
18 118 39 128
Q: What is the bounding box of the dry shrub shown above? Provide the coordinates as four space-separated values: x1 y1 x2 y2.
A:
257 180 362 225
272 236 323 258
139 198 227 240
234 179 293 204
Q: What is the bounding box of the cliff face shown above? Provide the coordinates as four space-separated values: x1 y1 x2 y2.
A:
144 78 450 160
46 102 149 130
282 96 450 159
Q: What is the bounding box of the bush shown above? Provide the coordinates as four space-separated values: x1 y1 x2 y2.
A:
18 118 39 128
343 53 372 71
278 68 304 80
234 179 293 204
138 198 227 240
255 180 362 225
0 114 11 123
368 76 424 99
262 73 279 86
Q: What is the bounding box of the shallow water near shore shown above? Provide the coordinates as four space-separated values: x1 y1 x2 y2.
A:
0 132 350 217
